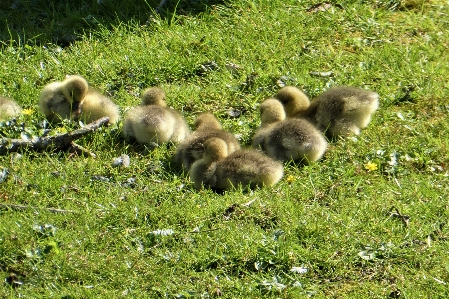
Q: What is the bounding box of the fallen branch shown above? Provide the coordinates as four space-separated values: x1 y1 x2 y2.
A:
0 203 75 214
0 117 109 155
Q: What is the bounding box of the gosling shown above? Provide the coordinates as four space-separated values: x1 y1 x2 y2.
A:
39 75 120 124
0 97 21 121
79 88 120 124
308 86 379 137
190 137 283 191
275 86 379 138
275 86 311 118
175 113 241 171
252 98 327 164
122 87 190 145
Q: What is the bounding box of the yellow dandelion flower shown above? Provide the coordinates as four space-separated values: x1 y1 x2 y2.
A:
21 108 34 115
55 127 68 134
286 175 296 183
364 161 378 171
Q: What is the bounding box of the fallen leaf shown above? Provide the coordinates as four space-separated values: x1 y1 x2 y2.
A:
0 168 9 183
112 154 130 168
225 62 241 74
309 71 334 77
307 2 333 13
196 61 219 76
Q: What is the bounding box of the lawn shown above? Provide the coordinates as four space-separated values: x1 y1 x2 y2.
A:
1 0 449 297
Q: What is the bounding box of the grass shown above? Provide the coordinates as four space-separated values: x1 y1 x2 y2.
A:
1 0 449 297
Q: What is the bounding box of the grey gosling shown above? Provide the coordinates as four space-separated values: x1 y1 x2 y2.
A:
252 98 327 164
275 86 379 138
122 87 190 145
175 113 241 171
39 75 120 124
0 97 21 121
190 137 283 191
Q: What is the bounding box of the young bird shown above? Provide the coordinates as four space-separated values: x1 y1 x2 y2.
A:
79 88 120 124
275 86 311 118
252 98 327 164
39 75 87 123
39 75 119 124
0 97 22 121
275 86 379 138
175 113 241 171
122 87 190 145
308 86 379 137
190 137 283 191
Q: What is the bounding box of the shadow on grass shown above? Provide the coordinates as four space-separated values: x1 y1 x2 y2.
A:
0 0 225 48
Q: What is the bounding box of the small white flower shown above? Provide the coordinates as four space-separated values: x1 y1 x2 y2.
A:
290 266 308 274
152 229 174 236
403 154 413 161
376 149 385 156
388 153 398 166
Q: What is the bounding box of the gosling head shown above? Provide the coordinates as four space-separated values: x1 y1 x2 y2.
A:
202 137 229 163
61 75 89 116
259 98 286 125
275 86 310 117
194 113 223 131
141 87 167 107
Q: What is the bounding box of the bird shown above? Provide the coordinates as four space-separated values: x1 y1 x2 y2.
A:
122 87 190 145
275 86 311 118
252 98 327 164
39 75 120 124
175 113 241 171
39 75 87 123
78 88 120 125
190 137 283 191
275 86 379 138
308 86 379 137
0 97 22 121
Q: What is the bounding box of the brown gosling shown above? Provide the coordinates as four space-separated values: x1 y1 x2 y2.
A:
39 75 119 124
190 137 283 191
252 98 327 164
0 97 22 121
275 86 379 138
175 113 241 171
122 87 190 145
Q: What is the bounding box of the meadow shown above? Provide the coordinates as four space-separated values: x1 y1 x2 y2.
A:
1 0 449 297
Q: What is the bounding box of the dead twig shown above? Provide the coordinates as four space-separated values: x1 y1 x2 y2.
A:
241 198 258 207
69 142 97 158
0 117 109 156
389 206 410 227
0 203 75 213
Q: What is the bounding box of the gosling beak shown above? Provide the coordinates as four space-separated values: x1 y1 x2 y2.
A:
71 102 82 120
